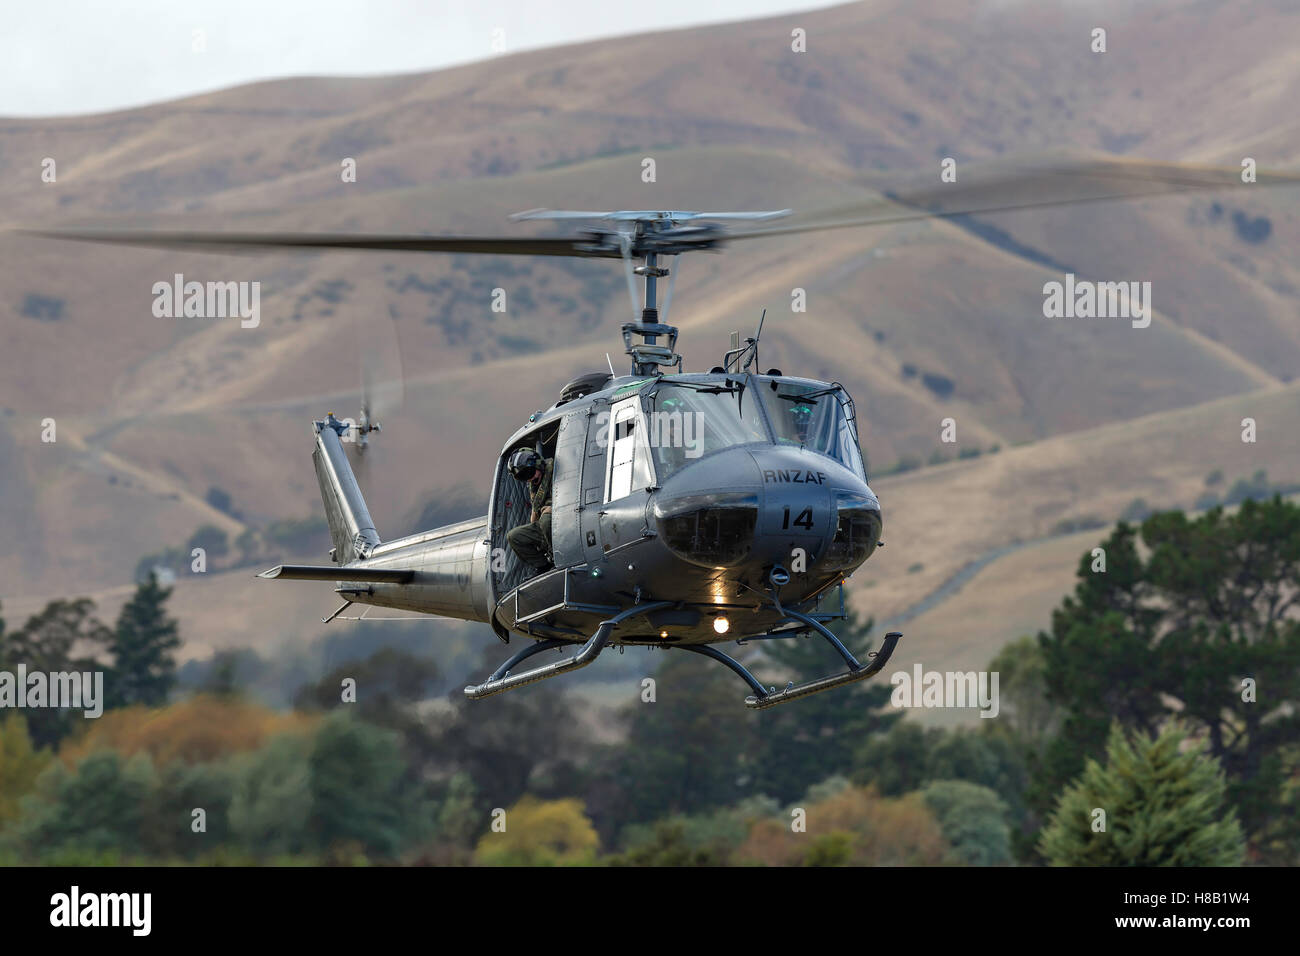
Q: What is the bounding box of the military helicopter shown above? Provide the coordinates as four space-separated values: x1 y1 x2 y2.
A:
29 155 1298 707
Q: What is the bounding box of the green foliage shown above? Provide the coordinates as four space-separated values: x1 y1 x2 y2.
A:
295 647 439 743
0 714 51 827
228 733 314 856
187 524 229 559
853 722 938 796
308 711 428 859
611 651 759 823
234 528 259 563
988 635 1058 743
435 676 589 810
146 760 237 859
436 772 481 849
106 572 181 709
803 831 855 866
0 597 111 748
737 785 950 866
606 820 730 866
13 751 157 860
1038 499 1300 858
1039 723 1244 866
855 722 1027 798
922 780 1012 865
474 796 599 866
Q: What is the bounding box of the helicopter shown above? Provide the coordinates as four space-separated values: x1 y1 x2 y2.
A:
27 155 1299 707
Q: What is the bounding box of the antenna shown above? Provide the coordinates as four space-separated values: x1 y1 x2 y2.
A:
605 353 616 376
744 309 767 372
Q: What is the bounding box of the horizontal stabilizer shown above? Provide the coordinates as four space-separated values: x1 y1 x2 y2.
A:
257 565 416 583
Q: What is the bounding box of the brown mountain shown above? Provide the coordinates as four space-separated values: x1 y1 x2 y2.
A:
1 0 1297 667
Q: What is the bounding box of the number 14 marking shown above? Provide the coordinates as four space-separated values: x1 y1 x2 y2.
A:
782 506 814 530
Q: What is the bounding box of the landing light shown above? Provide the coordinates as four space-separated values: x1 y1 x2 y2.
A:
713 616 730 635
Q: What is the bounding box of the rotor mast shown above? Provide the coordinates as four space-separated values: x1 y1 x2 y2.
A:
625 248 679 376
511 208 792 376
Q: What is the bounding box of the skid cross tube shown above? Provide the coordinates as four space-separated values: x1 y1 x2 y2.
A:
674 644 770 698
465 601 673 700
747 605 902 708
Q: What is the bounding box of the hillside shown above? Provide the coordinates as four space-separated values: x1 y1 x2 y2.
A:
1 0 1298 675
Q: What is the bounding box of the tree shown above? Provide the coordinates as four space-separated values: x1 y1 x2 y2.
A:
1039 722 1244 867
435 671 591 812
1038 500 1300 858
735 785 950 866
922 780 1012 866
228 733 314 858
474 796 599 866
436 771 481 850
187 524 229 560
307 712 428 860
13 750 157 862
106 573 181 709
0 714 51 827
58 693 315 767
605 820 731 866
0 598 111 748
989 635 1059 744
852 721 943 796
295 647 440 761
145 759 237 860
611 650 759 826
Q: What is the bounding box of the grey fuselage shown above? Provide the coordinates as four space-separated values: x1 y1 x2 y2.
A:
331 371 882 646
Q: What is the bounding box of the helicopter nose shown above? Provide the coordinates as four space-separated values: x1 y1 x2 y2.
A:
748 446 880 573
652 445 880 572
652 448 763 568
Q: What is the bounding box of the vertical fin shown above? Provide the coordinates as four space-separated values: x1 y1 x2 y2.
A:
312 414 380 563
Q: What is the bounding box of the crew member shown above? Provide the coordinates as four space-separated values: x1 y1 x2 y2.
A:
506 448 554 571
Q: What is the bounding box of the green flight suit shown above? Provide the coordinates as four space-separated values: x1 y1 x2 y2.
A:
507 459 553 570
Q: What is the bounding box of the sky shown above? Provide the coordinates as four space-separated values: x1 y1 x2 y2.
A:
1 0 836 117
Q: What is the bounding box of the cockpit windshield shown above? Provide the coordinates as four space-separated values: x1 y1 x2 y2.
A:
646 381 769 481
759 379 866 476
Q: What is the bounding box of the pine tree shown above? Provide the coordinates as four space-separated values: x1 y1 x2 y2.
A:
107 573 181 709
1039 722 1244 866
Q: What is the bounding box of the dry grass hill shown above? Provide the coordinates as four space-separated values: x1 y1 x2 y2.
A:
1 0 1297 694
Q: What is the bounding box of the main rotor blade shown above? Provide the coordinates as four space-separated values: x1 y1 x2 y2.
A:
513 208 791 223
20 228 621 259
729 156 1300 241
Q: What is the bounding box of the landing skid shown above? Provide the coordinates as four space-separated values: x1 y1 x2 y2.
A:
464 601 673 700
464 598 900 708
682 623 902 709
